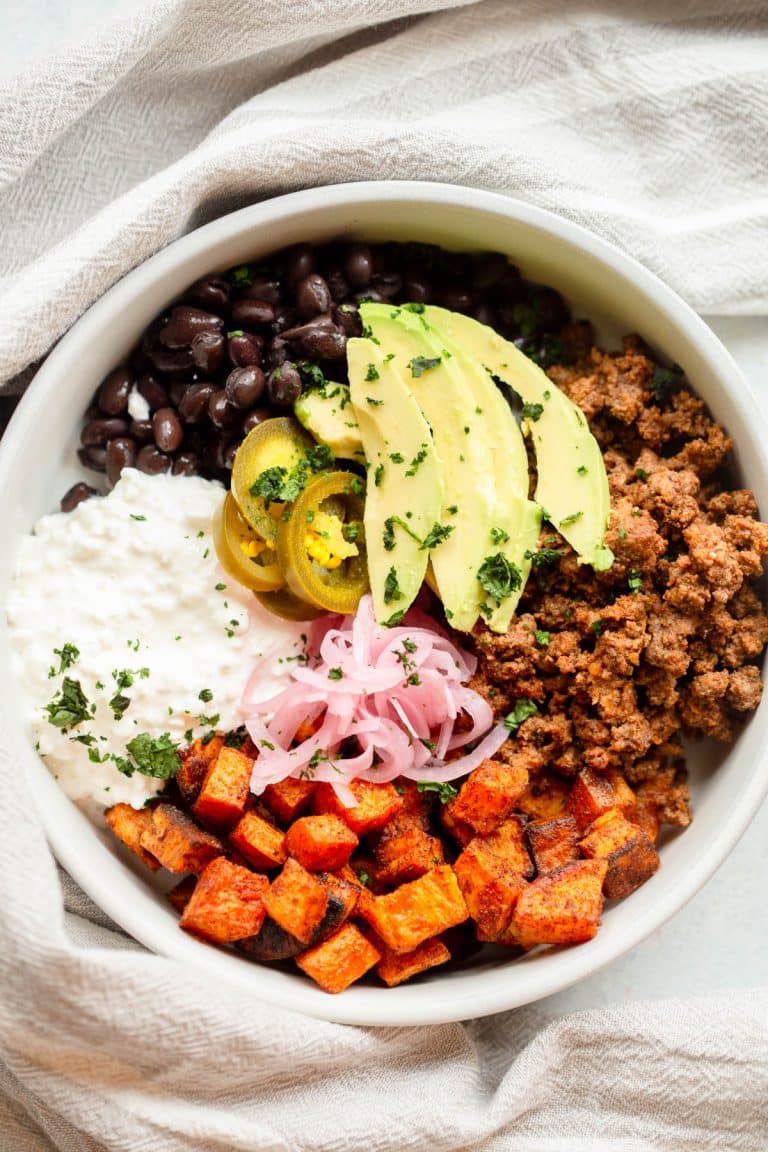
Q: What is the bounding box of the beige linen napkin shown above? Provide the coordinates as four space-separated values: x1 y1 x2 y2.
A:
2 1 768 1148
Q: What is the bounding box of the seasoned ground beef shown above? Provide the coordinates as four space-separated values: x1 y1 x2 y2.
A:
471 337 768 829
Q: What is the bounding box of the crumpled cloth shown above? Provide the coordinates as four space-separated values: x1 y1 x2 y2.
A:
2 1 768 1149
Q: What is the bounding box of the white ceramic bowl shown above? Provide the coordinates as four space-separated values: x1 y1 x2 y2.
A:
2 182 767 1026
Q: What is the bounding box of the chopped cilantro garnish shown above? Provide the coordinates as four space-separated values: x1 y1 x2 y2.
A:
534 630 551 646
522 402 544 422
374 463 385 487
119 733 181 779
130 514 147 522
366 397 383 406
384 567 403 604
635 468 648 481
651 363 683 404
477 553 522 603
590 620 605 637
617 528 628 540
525 547 562 568
365 363 380 382
447 504 458 515
559 511 583 527
416 780 458 803
577 465 588 476
328 668 344 680
389 452 404 464
215 582 226 591
408 356 441 378
420 522 454 550
349 476 364 496
628 567 644 594
198 688 213 703
405 446 429 477
48 643 80 678
504 698 538 734
490 527 510 545
382 609 405 627
402 302 426 314
45 678 91 729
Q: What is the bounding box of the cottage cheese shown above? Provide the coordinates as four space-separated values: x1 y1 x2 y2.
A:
6 470 305 808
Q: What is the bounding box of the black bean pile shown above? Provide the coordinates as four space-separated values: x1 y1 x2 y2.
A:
65 241 586 512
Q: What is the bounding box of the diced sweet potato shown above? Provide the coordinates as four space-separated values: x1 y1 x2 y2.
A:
569 767 621 831
263 857 328 944
180 857 269 943
238 872 359 960
374 823 445 888
192 746 253 830
363 865 468 953
296 922 381 994
284 814 358 871
262 777 316 825
237 916 304 961
376 936 451 987
105 802 161 871
176 735 223 805
313 779 403 836
579 810 660 900
526 815 580 876
508 859 608 946
439 802 475 847
229 808 287 870
480 815 534 879
394 779 433 828
631 798 661 844
516 770 570 822
605 769 637 816
454 840 526 941
139 803 223 874
443 759 529 837
166 874 197 914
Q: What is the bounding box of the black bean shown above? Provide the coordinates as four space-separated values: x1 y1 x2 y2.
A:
137 373 170 411
225 366 266 409
371 272 402 299
492 266 524 302
301 328 346 360
130 419 154 444
97 367 133 416
271 306 297 335
106 437 137 487
281 314 336 342
242 278 282 306
227 331 263 368
471 252 509 292
243 407 273 434
286 243 315 285
403 275 431 304
169 380 188 408
473 303 497 328
78 446 107 473
231 299 276 328
265 337 288 370
267 362 302 408
136 445 171 475
344 244 373 288
437 286 473 313
60 482 99 513
221 438 240 471
325 266 350 303
186 277 230 312
208 389 238 429
147 342 195 374
333 304 361 338
295 274 331 319
81 418 129 447
352 288 385 305
152 407 184 453
172 452 200 476
532 287 569 331
158 305 224 349
191 331 226 374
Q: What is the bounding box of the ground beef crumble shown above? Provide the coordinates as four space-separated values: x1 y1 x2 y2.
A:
471 336 768 830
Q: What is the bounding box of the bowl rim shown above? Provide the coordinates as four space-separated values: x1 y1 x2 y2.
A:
4 179 768 1026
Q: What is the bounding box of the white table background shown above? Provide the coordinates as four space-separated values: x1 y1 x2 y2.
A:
2 4 767 1019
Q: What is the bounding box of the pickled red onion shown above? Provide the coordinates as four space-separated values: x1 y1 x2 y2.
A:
241 595 508 801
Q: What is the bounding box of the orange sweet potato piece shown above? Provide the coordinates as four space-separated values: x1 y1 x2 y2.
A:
176 735 223 805
139 803 223 874
376 936 451 987
192 746 253 830
180 857 269 943
480 814 534 878
516 770 570 822
313 779 403 836
631 798 661 844
569 767 621 831
439 802 475 848
374 823 445 888
579 810 660 900
262 777 316 825
296 922 381 994
263 857 328 944
443 759 529 837
363 865 468 953
526 815 580 876
105 803 161 871
229 808 287 870
284 814 358 871
394 779 433 828
605 769 637 816
508 859 607 946
454 840 526 941
166 874 197 914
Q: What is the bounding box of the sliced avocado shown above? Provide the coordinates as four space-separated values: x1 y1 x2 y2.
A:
423 306 614 571
294 385 365 462
347 339 443 625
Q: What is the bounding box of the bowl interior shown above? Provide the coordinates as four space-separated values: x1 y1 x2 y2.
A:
2 183 767 1026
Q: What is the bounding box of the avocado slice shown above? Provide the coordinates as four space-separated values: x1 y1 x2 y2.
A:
360 303 537 632
423 306 614 571
294 385 365 463
347 339 443 625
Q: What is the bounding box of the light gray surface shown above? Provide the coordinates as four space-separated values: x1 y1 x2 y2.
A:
1 6 767 1016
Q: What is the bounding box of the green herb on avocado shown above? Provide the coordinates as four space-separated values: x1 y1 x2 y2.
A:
477 553 522 603
405 446 429 477
408 356 441 379
382 609 405 627
490 527 510 545
420 523 454 550
365 363 380 382
374 463 385 487
522 402 544 422
384 567 403 605
559 511 583 527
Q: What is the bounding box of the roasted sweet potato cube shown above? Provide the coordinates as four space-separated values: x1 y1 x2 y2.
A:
296 922 380 994
443 759 529 837
394 779 433 828
139 803 223 874
307 872 360 944
262 777 316 825
374 824 445 888
105 803 161 871
605 769 637 815
579 810 660 900
481 814 534 878
229 808 287 870
166 874 197 914
237 916 304 961
569 767 621 831
631 799 661 844
176 735 223 805
263 857 328 944
509 859 607 946
313 779 403 836
284 814 358 871
192 746 253 830
526 815 580 876
363 865 468 953
439 802 475 847
454 841 526 941
179 857 269 943
376 936 451 987
516 771 570 821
